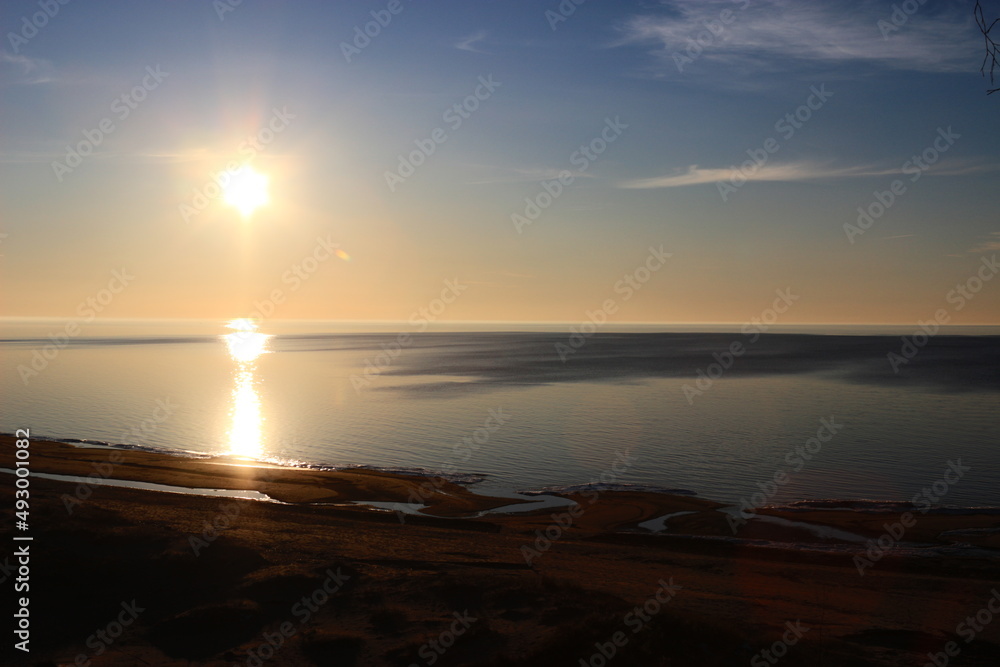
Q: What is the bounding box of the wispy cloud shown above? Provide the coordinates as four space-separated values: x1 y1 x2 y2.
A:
616 0 973 77
455 30 488 54
0 146 294 165
970 232 1000 253
619 162 889 189
619 160 1000 190
0 51 55 85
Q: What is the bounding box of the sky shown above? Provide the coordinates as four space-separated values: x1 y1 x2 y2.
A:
1 0 999 327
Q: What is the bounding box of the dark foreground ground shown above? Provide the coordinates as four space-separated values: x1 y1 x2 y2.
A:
2 437 1000 666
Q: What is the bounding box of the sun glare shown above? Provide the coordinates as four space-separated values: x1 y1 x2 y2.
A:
223 166 269 217
223 318 271 458
224 318 268 363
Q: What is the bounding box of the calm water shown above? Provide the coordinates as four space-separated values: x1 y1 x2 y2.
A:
2 319 998 507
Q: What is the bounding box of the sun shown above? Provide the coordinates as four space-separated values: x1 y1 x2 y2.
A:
223 166 269 217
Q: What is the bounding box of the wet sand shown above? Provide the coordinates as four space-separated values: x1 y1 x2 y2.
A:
2 435 999 666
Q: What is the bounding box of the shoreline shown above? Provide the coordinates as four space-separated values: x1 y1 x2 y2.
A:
7 435 1000 549
13 431 1000 510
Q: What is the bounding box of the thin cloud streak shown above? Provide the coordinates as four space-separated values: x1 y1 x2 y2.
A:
619 160 1000 189
619 162 895 189
970 232 1000 253
0 51 55 84
455 30 488 53
0 147 295 165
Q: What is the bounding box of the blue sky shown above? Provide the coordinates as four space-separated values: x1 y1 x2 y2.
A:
2 0 998 325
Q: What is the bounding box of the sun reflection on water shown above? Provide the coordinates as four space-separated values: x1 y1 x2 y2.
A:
224 319 270 459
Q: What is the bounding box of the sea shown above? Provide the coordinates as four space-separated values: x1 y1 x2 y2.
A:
2 318 998 508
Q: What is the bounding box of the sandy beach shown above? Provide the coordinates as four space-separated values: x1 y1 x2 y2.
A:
3 435 1000 666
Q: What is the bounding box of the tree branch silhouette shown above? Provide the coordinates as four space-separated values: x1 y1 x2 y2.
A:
976 1 1000 94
